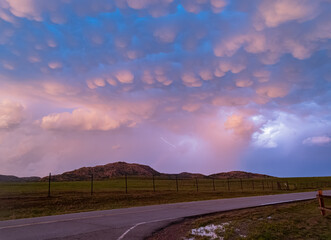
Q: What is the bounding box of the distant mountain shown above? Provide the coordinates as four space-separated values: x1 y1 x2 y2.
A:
0 175 41 182
158 172 208 180
42 163 272 181
21 176 42 181
177 172 206 179
41 162 161 181
209 171 271 179
1 162 273 182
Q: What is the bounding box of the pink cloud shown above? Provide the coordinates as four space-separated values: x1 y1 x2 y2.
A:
115 70 134 84
40 109 122 131
154 27 177 43
256 84 290 99
256 0 321 29
181 72 202 87
224 114 255 138
48 61 63 70
0 100 24 129
182 103 201 112
303 136 331 145
181 0 228 14
214 33 266 57
235 78 253 88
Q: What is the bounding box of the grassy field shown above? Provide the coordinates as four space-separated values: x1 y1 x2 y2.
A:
1 176 330 221
149 199 331 240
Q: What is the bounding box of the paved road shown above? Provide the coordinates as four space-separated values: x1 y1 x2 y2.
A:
1 190 329 240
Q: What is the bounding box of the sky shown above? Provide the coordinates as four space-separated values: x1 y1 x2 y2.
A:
0 0 331 177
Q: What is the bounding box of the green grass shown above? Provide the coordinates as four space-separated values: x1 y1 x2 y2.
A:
182 199 331 240
1 176 330 221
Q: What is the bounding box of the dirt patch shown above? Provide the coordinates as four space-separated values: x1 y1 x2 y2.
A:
146 218 194 240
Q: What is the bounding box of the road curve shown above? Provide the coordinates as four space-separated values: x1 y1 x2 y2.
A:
1 190 329 240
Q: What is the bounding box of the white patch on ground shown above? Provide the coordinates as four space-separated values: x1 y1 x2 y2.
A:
185 222 230 240
259 216 273 221
236 229 247 238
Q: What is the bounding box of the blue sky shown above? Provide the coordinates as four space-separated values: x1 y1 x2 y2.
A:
0 0 330 177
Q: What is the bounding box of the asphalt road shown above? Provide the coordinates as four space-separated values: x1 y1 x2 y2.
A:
1 190 329 240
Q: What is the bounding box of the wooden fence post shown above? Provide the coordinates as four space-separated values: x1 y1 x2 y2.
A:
48 172 51 197
212 178 215 191
91 174 93 196
125 174 128 194
240 179 243 192
317 190 326 216
175 176 178 192
227 178 230 191
152 175 155 192
196 178 199 192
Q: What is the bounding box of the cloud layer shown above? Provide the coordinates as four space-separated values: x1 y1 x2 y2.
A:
0 100 24 129
0 0 331 177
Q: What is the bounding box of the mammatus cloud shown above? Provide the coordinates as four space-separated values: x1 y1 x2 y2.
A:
0 100 24 129
256 0 322 29
255 84 290 99
115 70 134 84
182 103 201 112
41 109 128 131
0 0 330 176
224 114 255 138
303 136 331 146
0 0 229 23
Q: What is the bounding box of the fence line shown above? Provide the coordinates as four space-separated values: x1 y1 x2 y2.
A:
43 173 331 197
316 190 331 216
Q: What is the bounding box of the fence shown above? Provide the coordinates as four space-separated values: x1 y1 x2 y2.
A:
316 190 331 216
41 173 331 197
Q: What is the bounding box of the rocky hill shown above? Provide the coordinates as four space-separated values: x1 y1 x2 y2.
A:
43 163 273 181
2 162 273 182
158 172 208 179
209 171 271 179
41 162 161 181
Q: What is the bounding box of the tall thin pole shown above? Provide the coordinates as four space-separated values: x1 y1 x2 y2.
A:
91 174 93 196
152 175 155 192
212 178 215 191
175 176 178 192
48 172 51 197
195 178 199 192
125 174 128 194
318 190 326 216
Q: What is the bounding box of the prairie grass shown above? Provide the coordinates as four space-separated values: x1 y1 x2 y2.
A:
182 199 331 240
1 176 330 220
